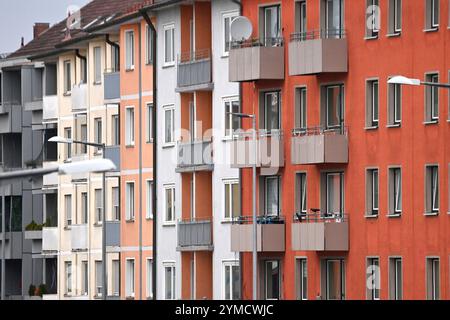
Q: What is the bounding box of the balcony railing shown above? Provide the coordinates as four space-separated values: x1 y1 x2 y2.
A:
176 49 213 92
230 215 285 252
177 218 213 251
291 212 349 251
289 28 348 75
105 221 120 247
42 227 58 253
291 126 348 165
43 95 58 121
0 104 22 134
71 83 88 111
71 224 88 251
104 70 120 100
104 145 120 171
229 37 285 82
176 139 213 172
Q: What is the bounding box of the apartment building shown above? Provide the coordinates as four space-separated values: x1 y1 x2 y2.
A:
231 0 449 300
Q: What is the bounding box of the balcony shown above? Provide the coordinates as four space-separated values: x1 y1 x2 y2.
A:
176 140 213 173
230 130 284 172
104 71 120 101
177 218 213 251
289 29 348 76
22 67 43 111
71 83 88 111
291 213 349 251
42 161 58 187
229 38 285 82
43 95 58 121
42 227 58 253
104 145 120 171
0 104 22 134
71 224 88 251
0 232 23 259
176 49 213 93
105 221 120 247
291 127 348 165
231 216 285 252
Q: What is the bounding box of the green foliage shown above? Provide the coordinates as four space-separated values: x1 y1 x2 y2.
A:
28 284 36 296
25 220 44 231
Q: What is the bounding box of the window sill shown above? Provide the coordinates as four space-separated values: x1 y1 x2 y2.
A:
125 219 135 223
125 144 135 148
64 159 72 164
93 82 102 86
163 222 176 227
125 296 135 300
64 226 72 231
162 143 175 149
125 68 135 72
424 212 439 217
386 123 401 128
386 32 401 38
387 213 402 218
364 35 378 40
63 92 72 97
364 126 378 131
162 63 175 69
94 222 103 227
145 61 154 66
220 54 230 59
146 139 154 144
146 217 154 221
221 219 234 224
364 214 379 219
423 27 439 33
423 120 438 125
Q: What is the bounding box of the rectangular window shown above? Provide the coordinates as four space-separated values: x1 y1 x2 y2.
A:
426 0 440 29
95 260 102 297
126 259 135 298
111 44 119 72
146 103 153 142
94 46 102 84
126 182 135 221
425 165 439 213
125 30 135 70
164 264 176 300
264 176 280 216
165 186 175 223
425 73 439 122
223 261 240 300
388 82 402 125
81 192 88 224
389 257 402 300
296 1 307 37
366 79 379 127
94 118 102 152
325 172 344 216
426 257 440 300
112 186 119 221
366 169 379 216
164 106 175 144
146 25 154 64
64 60 71 94
262 5 282 45
146 180 153 219
262 91 281 131
223 12 238 55
295 87 307 131
366 0 380 37
296 258 308 300
81 124 87 154
366 257 380 300
264 260 281 300
389 168 402 215
95 189 103 223
65 261 72 295
64 128 72 160
296 173 307 216
324 259 345 300
323 0 344 38
224 98 240 137
65 194 72 226
81 261 88 295
80 58 87 84
125 107 135 146
388 0 402 34
224 180 240 220
147 259 153 299
324 85 344 130
164 24 175 65
112 114 119 145
112 260 120 296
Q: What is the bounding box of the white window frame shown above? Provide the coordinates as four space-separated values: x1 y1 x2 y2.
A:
366 257 380 300
146 25 154 65
95 260 103 297
146 103 154 143
224 179 240 221
393 168 402 214
125 30 135 70
112 114 119 146
65 194 72 227
296 87 307 131
146 180 153 219
224 96 240 138
125 258 135 298
163 24 175 66
222 11 239 56
125 181 135 221
81 260 88 296
163 263 176 300
222 260 240 300
163 105 175 146
125 106 135 146
94 117 102 152
112 259 120 297
164 185 176 224
296 172 307 215
95 188 103 224
93 46 102 84
147 258 153 299
64 60 71 94
393 0 402 33
81 192 88 224
65 261 72 295
296 258 308 300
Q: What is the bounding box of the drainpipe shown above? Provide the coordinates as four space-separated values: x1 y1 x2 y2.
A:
105 35 120 72
1 196 5 300
139 9 157 301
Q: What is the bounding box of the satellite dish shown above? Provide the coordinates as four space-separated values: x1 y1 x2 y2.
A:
230 16 253 41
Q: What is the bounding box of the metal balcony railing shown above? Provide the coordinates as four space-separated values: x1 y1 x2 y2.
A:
232 215 285 225
177 218 212 250
230 37 284 49
177 49 212 90
293 212 348 223
292 126 348 137
290 28 346 42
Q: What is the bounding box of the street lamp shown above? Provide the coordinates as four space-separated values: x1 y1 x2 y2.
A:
388 75 450 88
229 112 258 300
49 136 108 300
0 158 115 300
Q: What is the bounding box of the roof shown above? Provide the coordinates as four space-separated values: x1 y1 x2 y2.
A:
0 53 11 60
8 0 149 59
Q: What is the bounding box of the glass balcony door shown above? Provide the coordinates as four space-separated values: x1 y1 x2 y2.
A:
325 259 345 300
325 0 343 38
263 5 281 46
326 172 344 217
264 260 280 300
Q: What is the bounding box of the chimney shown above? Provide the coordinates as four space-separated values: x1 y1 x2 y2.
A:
33 22 50 39
21 37 24 47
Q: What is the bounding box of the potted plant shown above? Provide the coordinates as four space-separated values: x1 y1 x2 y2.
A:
28 284 36 297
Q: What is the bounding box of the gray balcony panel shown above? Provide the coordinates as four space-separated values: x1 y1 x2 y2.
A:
177 220 213 251
230 223 285 252
176 50 213 92
42 227 58 253
104 72 120 100
292 221 348 251
0 232 23 259
104 145 120 171
0 104 22 134
71 84 88 111
71 224 88 251
105 221 120 247
176 140 213 173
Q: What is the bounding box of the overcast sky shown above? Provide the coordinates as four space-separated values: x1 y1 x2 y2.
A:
0 0 91 54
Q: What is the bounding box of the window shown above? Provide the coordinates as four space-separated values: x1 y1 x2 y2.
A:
65 261 72 295
112 260 120 296
95 189 103 223
165 186 175 223
323 0 344 38
126 259 135 298
93 46 102 84
81 192 88 224
146 180 153 219
64 60 71 94
366 79 379 127
146 103 153 142
125 182 135 221
388 0 402 34
81 261 88 295
296 173 307 216
224 180 240 220
112 114 119 146
125 107 135 146
261 91 281 131
164 106 175 145
65 194 72 227
323 259 345 300
426 0 439 29
425 73 439 122
426 257 440 300
164 24 175 65
324 172 344 216
146 25 154 64
425 165 439 213
296 1 307 37
111 44 119 72
64 128 72 160
366 0 380 38
223 11 239 55
296 258 308 300
366 257 380 300
223 261 240 300
264 176 280 216
295 87 307 131
389 257 402 300
164 264 176 300
95 261 102 297
366 169 379 216
94 118 102 152
81 124 88 154
80 58 87 84
324 85 344 130
388 81 401 125
389 167 402 215
125 30 135 70
112 186 120 221
147 259 153 299
261 5 281 46
224 98 240 137
264 260 281 300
